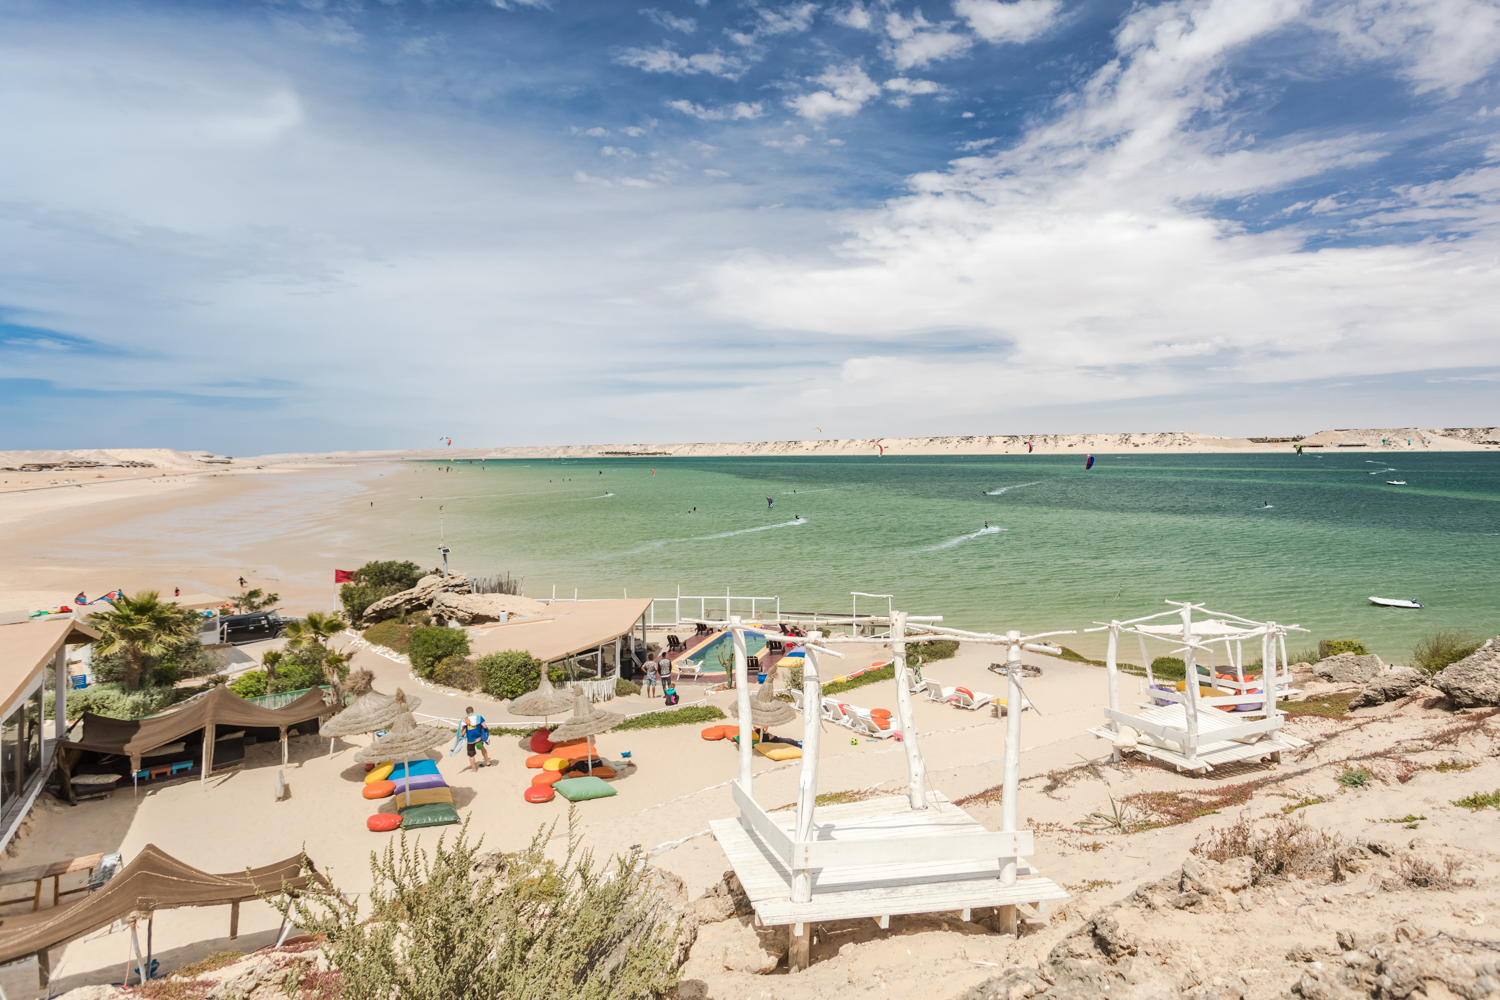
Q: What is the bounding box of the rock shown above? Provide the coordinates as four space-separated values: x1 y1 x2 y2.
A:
362 574 471 624
693 870 752 924
681 916 786 975
1432 636 1500 707
57 988 126 1000
1313 653 1385 684
429 592 550 625
1349 666 1424 708
600 865 697 974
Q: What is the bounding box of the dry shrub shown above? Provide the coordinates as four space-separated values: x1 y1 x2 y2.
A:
1390 855 1471 891
170 951 245 979
1122 780 1258 829
1193 813 1351 885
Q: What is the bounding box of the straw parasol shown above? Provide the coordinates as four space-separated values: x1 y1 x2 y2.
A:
507 668 575 724
728 681 797 729
323 684 422 739
549 691 624 775
352 704 451 802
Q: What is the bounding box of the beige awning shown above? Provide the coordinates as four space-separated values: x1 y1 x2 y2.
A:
468 598 650 664
0 617 99 717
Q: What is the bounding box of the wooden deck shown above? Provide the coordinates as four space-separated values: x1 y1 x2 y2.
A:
708 791 1067 926
1089 702 1308 771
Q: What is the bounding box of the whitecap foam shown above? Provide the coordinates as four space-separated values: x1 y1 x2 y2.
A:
985 481 1041 496
923 524 1006 550
693 518 808 540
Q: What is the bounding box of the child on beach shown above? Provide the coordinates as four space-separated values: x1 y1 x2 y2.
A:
460 707 492 771
644 658 659 697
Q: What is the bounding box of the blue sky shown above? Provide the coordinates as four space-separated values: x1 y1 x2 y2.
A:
1 0 1498 453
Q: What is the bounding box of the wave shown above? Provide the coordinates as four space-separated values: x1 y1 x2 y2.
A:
564 493 615 500
923 525 1006 550
779 488 839 495
984 481 1041 496
693 518 808 540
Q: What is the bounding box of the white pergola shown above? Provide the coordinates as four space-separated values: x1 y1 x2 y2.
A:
1085 600 1309 773
705 612 1069 972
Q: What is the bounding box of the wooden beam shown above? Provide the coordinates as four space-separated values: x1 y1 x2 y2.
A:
788 923 810 972
792 643 824 904
230 899 239 939
890 611 926 809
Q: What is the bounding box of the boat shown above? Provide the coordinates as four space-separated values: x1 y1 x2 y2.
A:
1370 597 1422 609
1386 480 1407 485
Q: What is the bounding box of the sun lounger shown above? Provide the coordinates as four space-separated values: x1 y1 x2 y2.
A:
789 689 805 712
950 688 994 711
923 679 956 703
846 708 897 739
821 699 852 726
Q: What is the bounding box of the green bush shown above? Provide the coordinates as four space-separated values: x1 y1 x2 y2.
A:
339 560 425 623
475 650 567 699
1319 638 1368 659
823 664 894 696
229 671 269 698
1150 657 1187 681
1411 632 1483 675
265 645 332 694
363 620 415 653
433 656 480 691
408 628 472 678
611 705 725 731
91 636 226 689
615 677 641 696
59 683 182 720
908 639 959 663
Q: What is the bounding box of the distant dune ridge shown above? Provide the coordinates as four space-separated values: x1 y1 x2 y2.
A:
2 427 1496 471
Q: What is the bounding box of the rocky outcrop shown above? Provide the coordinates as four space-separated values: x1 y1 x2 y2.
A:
1314 653 1385 684
693 870 753 925
964 908 1189 1000
1349 666 1424 709
680 916 788 975
1290 926 1500 999
429 591 550 625
1432 636 1500 708
361 574 471 624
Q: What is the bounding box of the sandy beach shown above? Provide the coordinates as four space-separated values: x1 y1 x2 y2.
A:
0 444 1497 999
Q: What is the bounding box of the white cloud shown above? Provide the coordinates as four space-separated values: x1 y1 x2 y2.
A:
730 2 820 45
621 125 649 137
704 168 731 176
668 99 767 120
641 8 698 33
884 76 945 106
600 145 636 157
708 0 1500 408
834 3 874 29
883 10 973 69
1316 0 1500 95
953 0 1061 44
786 64 882 120
615 46 745 78
764 133 812 148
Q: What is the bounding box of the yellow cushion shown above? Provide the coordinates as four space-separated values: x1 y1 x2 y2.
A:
395 787 454 810
364 762 394 784
1173 683 1232 697
756 744 802 761
543 758 569 771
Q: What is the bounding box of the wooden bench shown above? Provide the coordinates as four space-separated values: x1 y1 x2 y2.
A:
0 853 106 911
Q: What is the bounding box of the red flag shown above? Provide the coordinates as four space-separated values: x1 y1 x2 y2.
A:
334 569 356 583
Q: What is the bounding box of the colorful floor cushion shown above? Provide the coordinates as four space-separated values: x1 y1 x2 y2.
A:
532 771 564 787
542 758 569 771
563 765 617 779
756 744 802 761
387 772 448 792
362 780 396 799
524 785 555 803
701 726 729 740
364 762 394 784
550 742 597 761
525 753 550 768
529 729 554 753
389 759 440 779
400 802 460 828
395 786 454 810
553 776 617 801
367 813 402 831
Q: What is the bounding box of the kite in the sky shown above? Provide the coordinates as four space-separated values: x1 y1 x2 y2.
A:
1026 441 1033 453
1085 454 1095 470
874 441 885 456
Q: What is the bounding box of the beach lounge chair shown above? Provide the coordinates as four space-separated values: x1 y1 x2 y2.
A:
847 708 897 739
678 658 702 680
666 635 683 651
766 639 785 654
821 699 852 727
950 688 994 711
922 679 956 703
789 689 805 712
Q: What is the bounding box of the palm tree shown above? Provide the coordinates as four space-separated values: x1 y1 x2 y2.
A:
322 649 353 704
283 611 344 652
261 650 284 683
88 592 200 692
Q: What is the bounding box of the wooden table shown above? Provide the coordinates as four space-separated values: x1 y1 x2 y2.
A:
0 853 106 911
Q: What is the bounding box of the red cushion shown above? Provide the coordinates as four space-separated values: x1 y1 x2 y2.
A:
524 785 555 803
366 813 402 832
870 708 892 718
529 729 554 753
363 763 376 772
362 780 396 799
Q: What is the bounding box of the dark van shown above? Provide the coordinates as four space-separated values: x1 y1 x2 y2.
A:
219 613 289 644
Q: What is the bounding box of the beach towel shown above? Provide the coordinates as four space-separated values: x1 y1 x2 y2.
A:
389 759 440 779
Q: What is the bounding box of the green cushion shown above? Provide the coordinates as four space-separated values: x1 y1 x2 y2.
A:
399 802 460 829
553 776 617 802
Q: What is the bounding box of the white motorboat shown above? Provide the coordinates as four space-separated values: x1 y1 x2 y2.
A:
1386 480 1407 485
1370 597 1422 609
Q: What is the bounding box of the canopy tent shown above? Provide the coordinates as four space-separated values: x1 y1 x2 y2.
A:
58 685 333 798
0 843 326 979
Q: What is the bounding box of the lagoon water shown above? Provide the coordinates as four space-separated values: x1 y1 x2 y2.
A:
403 451 1500 663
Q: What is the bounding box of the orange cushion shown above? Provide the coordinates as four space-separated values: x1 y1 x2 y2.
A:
524 785 555 803
551 743 596 760
532 771 564 787
525 753 550 769
362 780 395 799
870 709 892 718
701 726 726 740
367 813 402 832
590 767 617 779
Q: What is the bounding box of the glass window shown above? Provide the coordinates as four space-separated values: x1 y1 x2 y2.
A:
0 703 18 805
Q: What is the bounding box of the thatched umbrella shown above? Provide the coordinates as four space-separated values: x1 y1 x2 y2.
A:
507 668 575 725
549 692 624 775
728 681 797 730
353 704 450 802
325 684 422 740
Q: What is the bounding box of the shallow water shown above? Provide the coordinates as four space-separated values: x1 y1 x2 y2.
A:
401 452 1500 662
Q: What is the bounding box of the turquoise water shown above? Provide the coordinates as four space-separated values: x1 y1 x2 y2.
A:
405 453 1500 662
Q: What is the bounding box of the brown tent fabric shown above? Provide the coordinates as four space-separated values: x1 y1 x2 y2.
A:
0 843 327 964
62 685 333 762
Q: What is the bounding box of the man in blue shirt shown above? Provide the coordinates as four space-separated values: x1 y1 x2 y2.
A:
461 706 492 771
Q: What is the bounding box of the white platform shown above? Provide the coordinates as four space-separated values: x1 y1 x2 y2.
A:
708 791 1068 926
1090 702 1307 772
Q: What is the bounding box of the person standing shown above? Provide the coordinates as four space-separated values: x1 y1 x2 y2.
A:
644 657 659 697
460 707 491 771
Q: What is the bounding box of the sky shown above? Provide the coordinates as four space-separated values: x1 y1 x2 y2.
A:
1 0 1498 454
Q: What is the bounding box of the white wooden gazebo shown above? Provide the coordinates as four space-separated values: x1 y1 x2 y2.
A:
1086 600 1308 773
706 612 1068 971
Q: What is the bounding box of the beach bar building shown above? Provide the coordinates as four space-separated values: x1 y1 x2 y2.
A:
0 616 98 852
466 598 651 692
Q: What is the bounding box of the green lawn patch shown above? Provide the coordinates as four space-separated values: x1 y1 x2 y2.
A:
611 705 726 731
1282 693 1356 718
823 664 894 696
1453 790 1500 811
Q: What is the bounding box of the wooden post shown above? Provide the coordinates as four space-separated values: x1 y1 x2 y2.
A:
792 642 823 904
53 646 68 760
1261 628 1275 718
1000 632 1023 885
1180 606 1200 767
732 621 752 793
890 612 926 809
788 923 810 972
1105 623 1120 731
281 727 289 766
37 949 49 987
201 728 213 783
229 899 240 939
